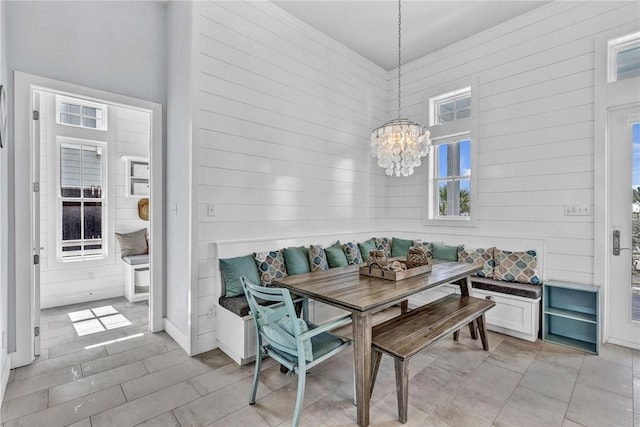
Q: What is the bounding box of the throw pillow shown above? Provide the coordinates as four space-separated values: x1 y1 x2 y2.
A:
432 243 462 262
458 247 495 278
283 246 311 275
358 238 376 261
391 237 413 257
412 241 433 259
342 241 363 265
374 237 392 257
115 228 148 257
254 250 287 285
493 249 541 284
307 245 329 272
325 241 349 268
261 306 313 362
219 255 262 297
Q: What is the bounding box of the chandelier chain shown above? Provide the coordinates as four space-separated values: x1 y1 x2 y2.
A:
397 0 402 119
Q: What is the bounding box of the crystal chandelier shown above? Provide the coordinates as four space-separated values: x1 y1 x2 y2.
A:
370 0 430 177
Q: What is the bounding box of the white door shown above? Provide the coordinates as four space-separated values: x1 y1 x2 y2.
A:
32 92 41 357
608 103 640 349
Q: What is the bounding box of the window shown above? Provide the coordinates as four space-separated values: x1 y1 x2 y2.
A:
424 83 476 224
58 139 106 260
608 31 640 82
435 137 471 217
56 95 107 130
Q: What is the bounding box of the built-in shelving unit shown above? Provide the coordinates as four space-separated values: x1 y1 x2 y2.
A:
121 155 149 197
543 281 600 354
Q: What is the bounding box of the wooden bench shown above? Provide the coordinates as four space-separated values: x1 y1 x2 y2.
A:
370 294 496 423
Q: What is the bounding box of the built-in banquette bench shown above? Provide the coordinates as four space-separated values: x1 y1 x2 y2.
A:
214 233 545 365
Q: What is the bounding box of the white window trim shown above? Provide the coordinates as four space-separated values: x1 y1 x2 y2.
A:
422 78 479 227
55 136 109 262
608 30 640 83
56 95 108 131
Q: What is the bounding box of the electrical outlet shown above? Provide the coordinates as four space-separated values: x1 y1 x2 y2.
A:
564 204 592 216
207 204 216 217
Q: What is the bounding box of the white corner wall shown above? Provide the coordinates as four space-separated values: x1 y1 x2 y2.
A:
191 1 389 354
383 1 640 284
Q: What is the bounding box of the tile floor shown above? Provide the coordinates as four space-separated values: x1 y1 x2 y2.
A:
1 297 638 426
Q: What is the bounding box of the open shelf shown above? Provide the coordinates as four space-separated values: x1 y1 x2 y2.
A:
543 281 599 355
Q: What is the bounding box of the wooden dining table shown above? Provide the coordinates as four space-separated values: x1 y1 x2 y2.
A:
272 261 481 427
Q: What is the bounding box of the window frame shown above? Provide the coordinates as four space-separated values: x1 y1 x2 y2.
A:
56 137 108 261
608 31 640 83
423 79 478 227
56 95 108 131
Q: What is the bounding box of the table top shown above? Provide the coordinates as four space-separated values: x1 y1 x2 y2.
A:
272 261 481 313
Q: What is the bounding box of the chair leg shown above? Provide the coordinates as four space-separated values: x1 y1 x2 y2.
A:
249 351 262 405
453 329 459 341
292 370 306 427
476 314 490 351
369 349 383 398
394 358 409 424
468 321 477 340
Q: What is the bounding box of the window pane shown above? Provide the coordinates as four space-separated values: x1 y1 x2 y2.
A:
61 103 81 114
456 108 471 120
82 106 97 117
438 144 448 177
61 146 82 190
439 112 455 123
82 146 103 197
460 179 471 216
62 246 82 253
83 118 97 128
455 96 471 109
85 244 102 251
618 46 640 80
84 202 102 239
62 202 81 241
459 140 471 176
61 187 81 198
60 113 82 126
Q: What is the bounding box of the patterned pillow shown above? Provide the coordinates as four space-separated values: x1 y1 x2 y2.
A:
342 241 363 265
374 237 392 257
493 249 541 284
254 250 287 285
458 247 495 278
307 245 329 272
412 241 433 259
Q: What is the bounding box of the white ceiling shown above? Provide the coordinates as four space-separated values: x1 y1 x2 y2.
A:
273 1 549 70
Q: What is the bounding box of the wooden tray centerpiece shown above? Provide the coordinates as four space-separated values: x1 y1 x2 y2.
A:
359 247 432 281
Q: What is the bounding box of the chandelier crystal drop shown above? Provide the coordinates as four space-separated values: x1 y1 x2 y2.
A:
370 0 430 177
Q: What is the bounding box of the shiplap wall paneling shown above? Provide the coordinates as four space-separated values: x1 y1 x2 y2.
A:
193 0 389 352
382 1 638 284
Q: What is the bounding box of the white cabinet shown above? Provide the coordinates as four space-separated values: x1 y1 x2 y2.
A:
122 156 149 197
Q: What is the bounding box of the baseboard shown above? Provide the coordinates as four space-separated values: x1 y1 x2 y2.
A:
0 353 10 422
164 318 191 355
196 331 217 355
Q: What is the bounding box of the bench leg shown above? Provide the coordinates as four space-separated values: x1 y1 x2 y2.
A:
453 329 459 341
476 314 490 351
394 358 409 424
400 300 409 314
369 349 383 398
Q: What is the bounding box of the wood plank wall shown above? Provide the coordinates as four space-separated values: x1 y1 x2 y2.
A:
383 1 639 284
193 1 389 350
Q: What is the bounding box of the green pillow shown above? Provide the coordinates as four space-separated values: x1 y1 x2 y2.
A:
358 238 376 261
391 237 413 258
432 243 462 262
283 246 311 275
325 241 349 268
262 306 313 362
219 255 262 297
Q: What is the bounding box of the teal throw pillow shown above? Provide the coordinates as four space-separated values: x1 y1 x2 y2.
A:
432 243 462 262
219 255 262 297
261 306 313 362
358 238 376 261
325 241 349 268
283 246 311 275
391 237 413 258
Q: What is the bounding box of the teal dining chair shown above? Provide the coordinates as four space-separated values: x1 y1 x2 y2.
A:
242 278 353 427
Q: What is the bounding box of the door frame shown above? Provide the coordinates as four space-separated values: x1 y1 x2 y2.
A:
13 71 164 368
594 25 640 346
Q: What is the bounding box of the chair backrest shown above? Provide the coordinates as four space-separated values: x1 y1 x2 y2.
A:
241 278 310 359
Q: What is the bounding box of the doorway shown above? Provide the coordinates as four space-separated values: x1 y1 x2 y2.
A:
13 72 164 368
608 104 640 349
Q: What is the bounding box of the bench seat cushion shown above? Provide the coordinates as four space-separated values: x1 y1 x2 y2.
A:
471 277 542 299
219 295 277 317
121 254 149 265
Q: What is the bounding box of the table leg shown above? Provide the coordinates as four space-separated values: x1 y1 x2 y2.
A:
353 312 372 427
458 276 478 340
400 300 409 314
